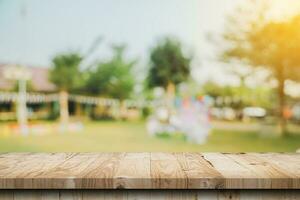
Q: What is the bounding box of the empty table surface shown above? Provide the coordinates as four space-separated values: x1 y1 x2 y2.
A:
0 153 299 189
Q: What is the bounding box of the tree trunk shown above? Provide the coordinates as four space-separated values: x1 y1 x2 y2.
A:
75 102 82 117
59 90 69 131
277 69 287 136
18 79 28 136
165 82 176 122
166 82 175 106
120 100 127 120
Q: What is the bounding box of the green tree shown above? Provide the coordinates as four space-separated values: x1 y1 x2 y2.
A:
147 37 191 99
202 80 273 109
49 53 83 127
221 1 300 135
85 45 135 100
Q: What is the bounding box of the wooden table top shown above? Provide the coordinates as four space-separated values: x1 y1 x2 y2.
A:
0 153 299 189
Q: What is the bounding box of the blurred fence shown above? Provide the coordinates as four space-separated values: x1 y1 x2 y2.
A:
0 91 159 108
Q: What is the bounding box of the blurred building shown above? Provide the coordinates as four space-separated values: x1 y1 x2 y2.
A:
0 64 57 121
0 64 56 92
0 64 141 121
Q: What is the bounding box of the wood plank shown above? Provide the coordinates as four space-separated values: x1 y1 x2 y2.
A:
226 153 294 188
0 190 60 200
113 153 151 189
82 191 105 200
0 153 299 189
83 190 128 200
175 153 224 189
196 191 217 200
0 190 300 200
217 190 240 200
21 153 77 189
80 153 124 189
240 190 300 200
150 153 187 189
59 191 83 200
41 191 60 200
0 153 34 180
36 153 101 188
258 153 300 177
127 190 151 200
0 190 13 200
0 153 76 177
0 153 76 189
166 190 197 200
258 153 300 188
13 190 43 200
202 153 259 188
0 153 29 188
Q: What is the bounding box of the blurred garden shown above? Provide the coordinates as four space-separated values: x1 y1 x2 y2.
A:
0 0 300 152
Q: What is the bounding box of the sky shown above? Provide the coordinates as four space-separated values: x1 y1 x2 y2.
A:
1 0 300 84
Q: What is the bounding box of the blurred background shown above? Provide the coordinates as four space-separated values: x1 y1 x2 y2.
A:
0 0 300 152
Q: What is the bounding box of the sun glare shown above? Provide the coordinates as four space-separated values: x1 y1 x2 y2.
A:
269 0 300 21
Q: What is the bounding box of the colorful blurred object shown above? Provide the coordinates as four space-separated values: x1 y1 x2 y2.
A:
146 95 211 144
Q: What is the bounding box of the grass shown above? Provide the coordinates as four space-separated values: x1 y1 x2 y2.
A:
0 121 299 152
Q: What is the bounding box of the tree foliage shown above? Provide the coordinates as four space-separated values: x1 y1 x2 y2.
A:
147 37 191 89
85 46 135 100
49 53 83 91
221 0 300 134
224 15 300 80
202 81 274 109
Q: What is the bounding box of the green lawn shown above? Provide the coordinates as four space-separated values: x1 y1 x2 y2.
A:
0 121 299 152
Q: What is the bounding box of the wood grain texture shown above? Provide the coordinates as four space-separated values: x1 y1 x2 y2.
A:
0 190 299 200
225 153 294 188
114 153 151 189
150 153 187 189
174 153 223 189
0 153 299 189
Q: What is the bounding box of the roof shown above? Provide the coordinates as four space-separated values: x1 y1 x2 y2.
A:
0 64 56 92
